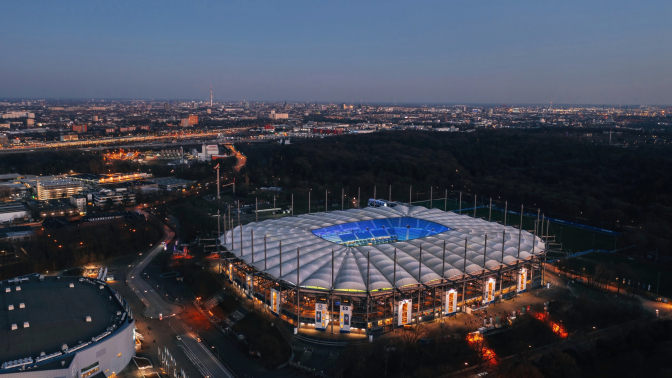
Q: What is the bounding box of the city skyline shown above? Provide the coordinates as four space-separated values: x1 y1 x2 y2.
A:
1 0 671 104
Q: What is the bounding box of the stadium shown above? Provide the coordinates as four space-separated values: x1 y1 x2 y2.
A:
220 203 545 334
0 274 136 378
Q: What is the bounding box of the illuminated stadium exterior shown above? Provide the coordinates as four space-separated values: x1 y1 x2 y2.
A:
220 204 545 334
0 274 136 378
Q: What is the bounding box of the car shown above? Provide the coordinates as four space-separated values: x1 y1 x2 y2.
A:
176 336 182 341
196 337 201 342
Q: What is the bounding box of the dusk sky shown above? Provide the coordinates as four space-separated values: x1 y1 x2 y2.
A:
1 0 671 104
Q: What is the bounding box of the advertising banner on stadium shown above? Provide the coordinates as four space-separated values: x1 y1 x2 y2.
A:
340 304 352 333
445 289 458 315
245 274 253 297
315 302 328 331
270 288 281 316
517 269 527 292
483 277 496 304
398 299 412 326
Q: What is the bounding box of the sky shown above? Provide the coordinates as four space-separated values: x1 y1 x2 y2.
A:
1 0 671 105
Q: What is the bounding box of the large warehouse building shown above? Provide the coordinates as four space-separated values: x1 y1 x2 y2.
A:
0 274 136 378
220 204 545 334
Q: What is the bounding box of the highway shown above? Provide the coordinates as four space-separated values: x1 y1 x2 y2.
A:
126 219 183 319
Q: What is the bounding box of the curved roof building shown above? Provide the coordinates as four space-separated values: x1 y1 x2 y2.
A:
0 274 136 378
221 205 544 293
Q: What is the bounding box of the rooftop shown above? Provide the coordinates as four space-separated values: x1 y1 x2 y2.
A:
222 205 545 291
0 275 126 363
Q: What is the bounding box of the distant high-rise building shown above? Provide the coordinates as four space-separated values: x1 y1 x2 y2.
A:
269 110 288 120
72 124 88 133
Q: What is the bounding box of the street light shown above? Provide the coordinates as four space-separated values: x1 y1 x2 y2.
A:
211 345 220 359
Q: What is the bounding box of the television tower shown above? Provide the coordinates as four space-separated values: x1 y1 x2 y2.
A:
210 85 213 107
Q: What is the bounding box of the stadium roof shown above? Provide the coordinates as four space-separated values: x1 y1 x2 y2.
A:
221 205 544 291
0 275 125 362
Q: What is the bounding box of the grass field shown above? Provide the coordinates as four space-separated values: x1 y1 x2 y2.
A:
559 252 672 298
413 198 617 254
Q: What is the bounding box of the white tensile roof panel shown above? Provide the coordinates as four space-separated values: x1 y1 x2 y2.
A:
221 205 544 291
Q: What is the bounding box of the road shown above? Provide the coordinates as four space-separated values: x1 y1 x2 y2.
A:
174 331 235 378
122 212 235 378
126 219 182 319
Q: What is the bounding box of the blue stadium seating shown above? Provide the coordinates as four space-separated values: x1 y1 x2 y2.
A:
312 217 449 246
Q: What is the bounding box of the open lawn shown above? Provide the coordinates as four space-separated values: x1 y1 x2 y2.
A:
559 252 672 298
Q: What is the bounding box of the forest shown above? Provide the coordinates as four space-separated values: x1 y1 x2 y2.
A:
237 129 672 258
0 217 163 279
0 149 237 181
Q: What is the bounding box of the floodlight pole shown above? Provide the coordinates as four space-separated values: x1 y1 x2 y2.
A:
273 195 276 219
430 186 433 209
474 195 477 218
331 249 335 334
251 229 254 263
409 186 412 208
441 241 446 283
444 189 447 211
459 191 462 214
366 251 370 336
483 234 488 269
342 188 344 210
544 218 550 286
393 248 397 328
255 197 258 223
217 209 221 273
279 241 282 278
441 241 446 318
504 201 507 226
264 234 267 271
418 244 422 322
325 190 328 213
358 187 360 208
489 198 492 221
291 193 294 217
500 230 505 299
517 205 523 260
462 237 468 312
308 189 311 214
389 185 392 203
239 201 242 257
297 247 300 329
374 186 376 201
418 244 423 282
393 248 397 291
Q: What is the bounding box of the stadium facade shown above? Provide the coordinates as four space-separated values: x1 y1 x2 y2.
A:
0 274 136 378
220 205 545 334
